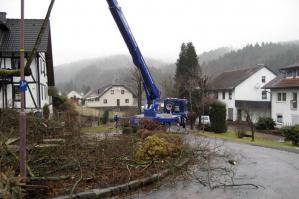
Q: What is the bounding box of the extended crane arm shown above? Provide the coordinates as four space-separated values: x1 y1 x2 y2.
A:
106 0 160 106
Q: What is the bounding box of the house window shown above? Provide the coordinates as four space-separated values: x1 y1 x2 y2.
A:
262 91 267 100
125 99 129 103
292 92 297 109
229 91 232 100
277 114 283 123
286 70 294 78
215 92 218 99
282 93 286 101
121 90 125 94
111 90 114 94
277 92 286 102
41 85 44 100
103 99 107 104
44 86 47 100
297 70 299 77
95 97 99 102
11 58 20 69
42 62 47 77
222 91 225 100
13 85 21 101
262 76 266 83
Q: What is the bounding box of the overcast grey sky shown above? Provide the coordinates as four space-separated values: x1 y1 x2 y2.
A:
1 0 299 66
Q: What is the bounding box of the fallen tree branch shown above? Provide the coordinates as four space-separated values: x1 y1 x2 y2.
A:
212 183 260 189
28 176 71 181
1 139 35 177
69 159 83 198
126 164 132 181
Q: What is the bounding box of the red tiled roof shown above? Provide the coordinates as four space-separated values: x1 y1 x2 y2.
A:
263 76 299 89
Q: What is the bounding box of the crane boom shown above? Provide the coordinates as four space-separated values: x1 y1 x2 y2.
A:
107 0 187 125
106 0 160 107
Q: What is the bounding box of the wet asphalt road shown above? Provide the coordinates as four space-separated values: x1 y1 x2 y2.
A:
131 136 299 199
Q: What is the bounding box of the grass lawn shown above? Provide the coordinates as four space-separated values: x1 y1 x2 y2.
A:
195 130 296 150
80 123 117 134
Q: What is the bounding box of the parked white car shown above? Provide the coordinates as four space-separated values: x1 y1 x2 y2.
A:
195 115 211 126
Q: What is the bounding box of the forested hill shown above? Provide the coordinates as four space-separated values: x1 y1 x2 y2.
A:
201 41 299 76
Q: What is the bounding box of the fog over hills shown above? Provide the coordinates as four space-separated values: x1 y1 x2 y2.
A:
55 41 299 95
54 54 175 95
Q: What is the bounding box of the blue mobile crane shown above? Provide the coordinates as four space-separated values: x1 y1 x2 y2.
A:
107 0 187 125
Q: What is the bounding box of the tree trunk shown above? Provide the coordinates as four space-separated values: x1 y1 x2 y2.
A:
251 124 255 141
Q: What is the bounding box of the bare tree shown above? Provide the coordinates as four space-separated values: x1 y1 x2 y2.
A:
185 74 208 130
241 105 255 141
128 67 143 114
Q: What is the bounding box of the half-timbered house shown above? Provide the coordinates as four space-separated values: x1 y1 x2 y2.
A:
0 12 54 111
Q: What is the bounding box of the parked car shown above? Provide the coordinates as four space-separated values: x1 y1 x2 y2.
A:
195 115 211 126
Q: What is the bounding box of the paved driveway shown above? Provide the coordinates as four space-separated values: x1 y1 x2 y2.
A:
130 136 299 199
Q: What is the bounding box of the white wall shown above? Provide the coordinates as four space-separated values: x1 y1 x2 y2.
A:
235 67 276 101
216 90 237 121
271 89 299 127
86 86 136 108
212 67 276 122
67 91 82 99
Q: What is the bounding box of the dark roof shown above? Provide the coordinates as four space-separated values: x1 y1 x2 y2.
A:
0 16 54 86
263 75 299 89
279 61 299 70
0 19 49 52
208 66 263 90
84 84 136 99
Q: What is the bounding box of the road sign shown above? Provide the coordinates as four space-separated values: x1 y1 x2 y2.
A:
19 80 27 92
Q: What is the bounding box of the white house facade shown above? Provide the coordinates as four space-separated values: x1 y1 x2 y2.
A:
208 65 277 122
67 91 83 105
264 62 299 127
0 12 54 111
84 85 136 109
67 91 83 100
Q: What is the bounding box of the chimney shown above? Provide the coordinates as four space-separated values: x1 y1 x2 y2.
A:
0 12 7 24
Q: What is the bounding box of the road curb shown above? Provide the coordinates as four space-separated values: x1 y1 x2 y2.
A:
52 158 189 199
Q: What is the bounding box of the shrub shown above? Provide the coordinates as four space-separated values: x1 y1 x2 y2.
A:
43 104 50 120
0 169 24 199
122 127 133 134
135 135 169 161
120 119 130 128
137 129 154 139
281 125 299 146
132 126 139 134
139 119 160 131
209 101 227 133
256 117 276 130
101 110 109 125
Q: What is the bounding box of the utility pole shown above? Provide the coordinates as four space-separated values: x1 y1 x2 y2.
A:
19 0 27 178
